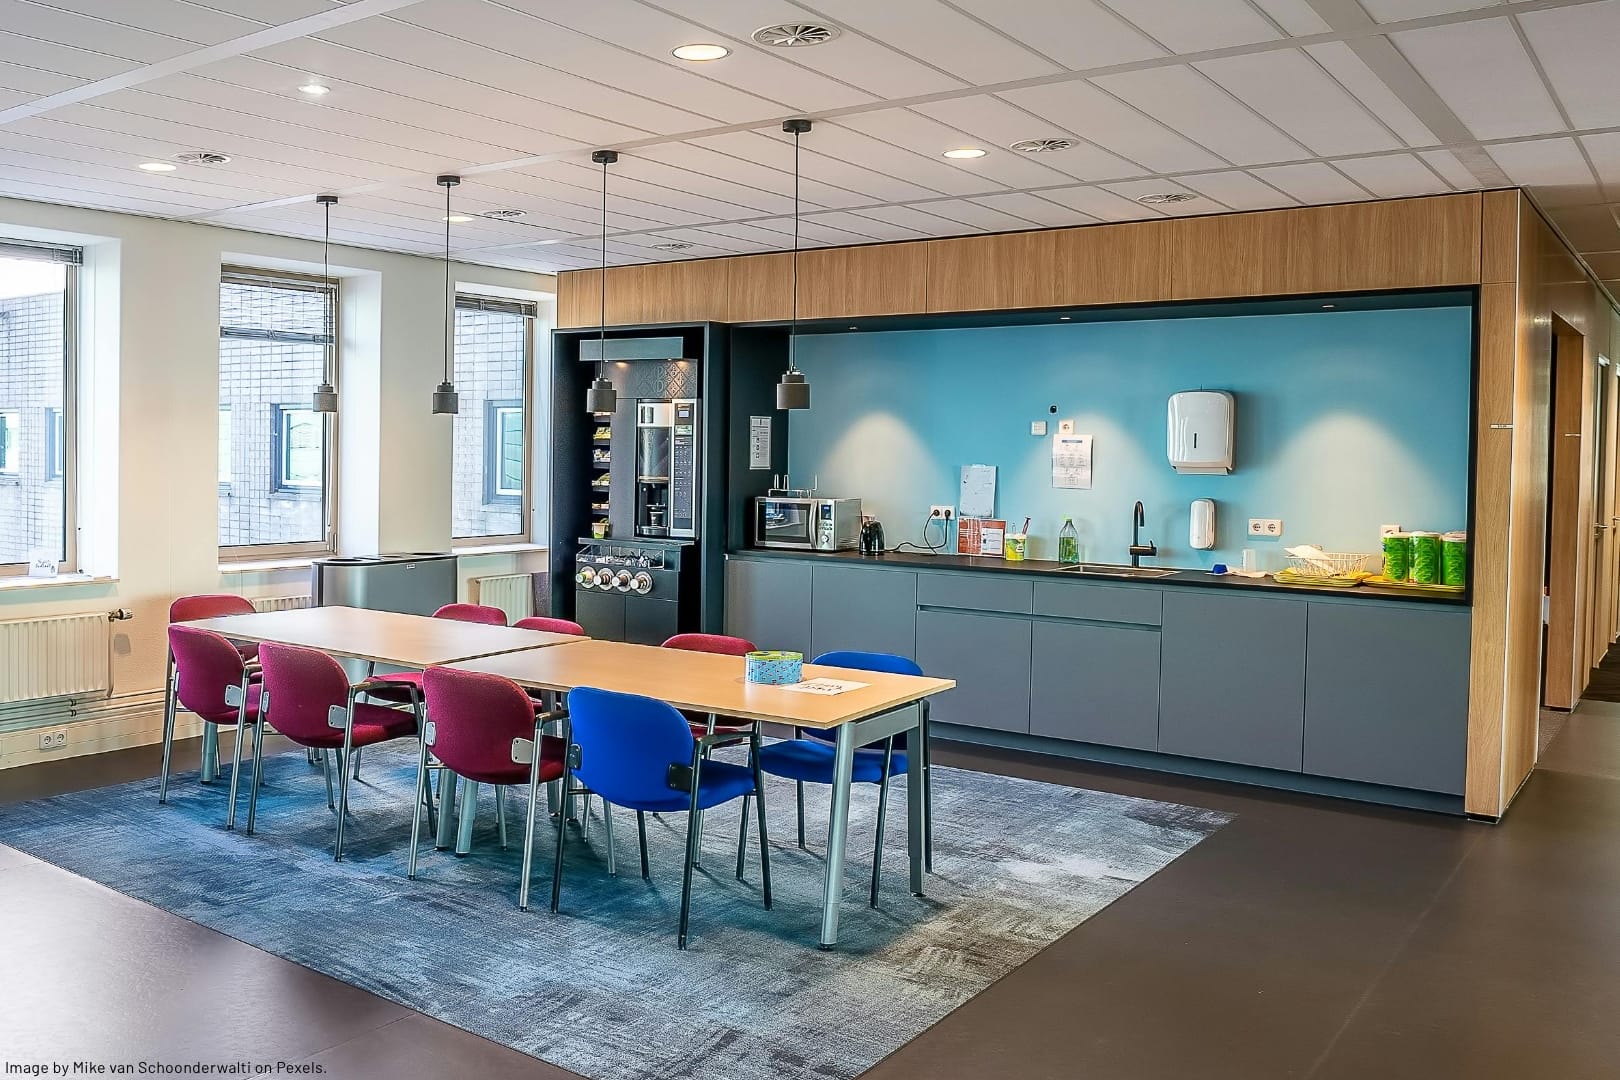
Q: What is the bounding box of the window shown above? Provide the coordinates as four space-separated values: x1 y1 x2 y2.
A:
218 269 336 556
0 239 78 576
452 294 534 543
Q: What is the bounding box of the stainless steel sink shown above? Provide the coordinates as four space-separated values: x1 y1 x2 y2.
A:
1050 563 1178 579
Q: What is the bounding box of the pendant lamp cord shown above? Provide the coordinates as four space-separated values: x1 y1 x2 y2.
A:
443 182 452 385
789 125 801 374
599 156 609 381
322 199 332 383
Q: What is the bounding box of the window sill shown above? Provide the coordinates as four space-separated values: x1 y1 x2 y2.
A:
451 542 548 557
219 557 318 574
0 573 116 593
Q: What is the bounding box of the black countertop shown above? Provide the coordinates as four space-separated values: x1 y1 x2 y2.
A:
729 546 1470 606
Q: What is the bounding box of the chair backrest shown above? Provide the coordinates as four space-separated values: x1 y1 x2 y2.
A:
257 642 351 745
433 603 507 625
515 616 586 636
806 651 924 746
567 687 696 808
168 625 249 723
662 632 757 656
169 593 255 623
422 667 536 776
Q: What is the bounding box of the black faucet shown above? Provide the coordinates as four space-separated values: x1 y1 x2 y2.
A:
1129 501 1158 568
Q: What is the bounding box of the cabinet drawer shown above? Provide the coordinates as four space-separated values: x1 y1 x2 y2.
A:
1033 581 1162 626
917 572 1033 614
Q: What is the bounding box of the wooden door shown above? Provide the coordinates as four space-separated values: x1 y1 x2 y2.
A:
1545 319 1588 710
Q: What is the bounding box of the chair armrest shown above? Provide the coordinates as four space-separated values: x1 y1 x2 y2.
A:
695 728 754 752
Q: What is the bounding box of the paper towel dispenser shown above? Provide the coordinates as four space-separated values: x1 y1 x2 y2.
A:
1168 391 1234 475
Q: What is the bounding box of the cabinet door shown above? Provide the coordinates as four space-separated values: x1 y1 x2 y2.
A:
574 590 625 643
915 610 1032 733
1304 604 1470 793
724 558 812 656
1159 592 1306 772
1030 622 1160 750
809 565 917 661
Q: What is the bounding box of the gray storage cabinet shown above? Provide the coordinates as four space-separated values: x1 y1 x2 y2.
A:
1030 621 1161 750
724 558 812 655
915 609 1032 733
809 564 918 661
1159 591 1307 772
1304 603 1470 794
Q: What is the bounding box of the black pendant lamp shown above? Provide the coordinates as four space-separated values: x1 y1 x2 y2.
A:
311 194 339 413
431 174 461 415
585 149 619 415
777 118 813 411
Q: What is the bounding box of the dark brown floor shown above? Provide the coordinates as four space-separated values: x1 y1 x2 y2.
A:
1580 649 1620 702
5 711 1620 1079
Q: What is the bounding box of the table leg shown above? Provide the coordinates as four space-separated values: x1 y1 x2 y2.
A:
456 779 480 855
818 724 857 949
907 703 925 897
158 650 177 804
435 770 459 850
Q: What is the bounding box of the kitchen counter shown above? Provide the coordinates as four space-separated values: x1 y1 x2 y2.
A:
729 546 1468 606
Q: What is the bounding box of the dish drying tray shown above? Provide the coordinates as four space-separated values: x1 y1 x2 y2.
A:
1283 551 1378 577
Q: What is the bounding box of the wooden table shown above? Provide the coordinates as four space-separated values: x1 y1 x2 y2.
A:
167 606 582 843
446 639 956 948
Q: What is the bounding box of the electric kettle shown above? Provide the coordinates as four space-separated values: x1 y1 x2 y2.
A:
859 518 886 556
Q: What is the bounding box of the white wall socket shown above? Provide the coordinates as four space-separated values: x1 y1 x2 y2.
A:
929 505 955 521
1248 518 1284 537
1057 418 1076 435
1380 523 1403 537
37 729 66 750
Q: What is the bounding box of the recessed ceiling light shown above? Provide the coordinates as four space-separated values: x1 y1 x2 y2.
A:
1059 316 1072 321
137 161 177 172
672 43 729 61
1136 192 1196 205
481 209 527 221
174 151 231 166
652 242 694 251
752 22 841 47
443 214 474 223
1010 138 1078 154
943 147 987 160
298 80 330 96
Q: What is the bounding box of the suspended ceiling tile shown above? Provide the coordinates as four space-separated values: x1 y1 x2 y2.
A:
807 0 1062 85
33 0 268 44
1418 149 1481 189
1094 0 1283 52
1333 153 1453 198
1195 50 1404 157
1250 162 1370 203
810 120 995 198
1302 42 1438 147
721 215 881 247
833 108 1076 190
970 192 1098 229
0 131 312 200
917 198 1043 232
1486 137 1595 189
852 202 989 235
945 0 1166 70
0 0 202 62
912 95 1140 182
633 142 865 211
1100 178 1212 215
1039 185 1160 223
0 175 223 218
1093 66 1308 166
1175 170 1299 211
1357 0 1506 21
1517 0 1620 130
688 129 944 205
0 63 89 97
604 154 796 216
803 210 926 242
189 0 338 21
1581 134 1620 193
0 30 145 80
1247 0 1333 36
1001 80 1226 174
1391 18 1564 140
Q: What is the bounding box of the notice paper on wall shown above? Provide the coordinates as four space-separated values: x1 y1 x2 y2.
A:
1052 433 1093 490
748 416 772 470
960 464 997 518
957 518 1007 558
782 678 869 696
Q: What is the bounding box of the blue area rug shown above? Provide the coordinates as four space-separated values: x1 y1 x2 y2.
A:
0 743 1228 1080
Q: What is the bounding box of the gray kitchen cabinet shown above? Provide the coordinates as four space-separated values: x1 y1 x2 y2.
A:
915 609 1032 733
1029 621 1161 751
917 572 1032 614
809 564 918 661
1158 591 1307 772
1304 603 1470 794
724 558 812 656
1033 580 1162 626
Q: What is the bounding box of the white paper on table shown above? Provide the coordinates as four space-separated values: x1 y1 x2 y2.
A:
960 464 997 518
1052 433 1092 490
781 678 870 696
748 416 772 470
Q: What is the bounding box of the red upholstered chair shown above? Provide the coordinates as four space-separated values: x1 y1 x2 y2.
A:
661 633 757 739
514 616 586 636
417 666 568 910
165 594 261 785
249 642 423 859
364 603 509 707
162 625 262 827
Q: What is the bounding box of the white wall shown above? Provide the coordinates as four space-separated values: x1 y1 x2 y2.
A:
0 195 554 768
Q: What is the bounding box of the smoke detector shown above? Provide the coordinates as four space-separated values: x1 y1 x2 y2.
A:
653 242 694 251
173 151 232 166
1136 192 1196 205
1010 138 1078 154
752 22 841 47
481 209 527 221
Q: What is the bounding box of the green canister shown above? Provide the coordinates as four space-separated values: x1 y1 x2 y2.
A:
1409 531 1442 585
1382 532 1412 582
1441 531 1468 587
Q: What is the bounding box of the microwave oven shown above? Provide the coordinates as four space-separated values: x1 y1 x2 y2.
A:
753 496 863 551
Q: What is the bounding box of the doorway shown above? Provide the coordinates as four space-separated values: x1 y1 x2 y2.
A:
1544 317 1591 710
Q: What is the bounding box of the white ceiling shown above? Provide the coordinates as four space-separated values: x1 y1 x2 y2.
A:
1 0 1618 300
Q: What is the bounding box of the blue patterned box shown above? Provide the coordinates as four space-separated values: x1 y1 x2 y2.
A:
745 650 803 685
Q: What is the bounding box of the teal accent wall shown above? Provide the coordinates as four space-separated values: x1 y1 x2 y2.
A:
786 307 1473 570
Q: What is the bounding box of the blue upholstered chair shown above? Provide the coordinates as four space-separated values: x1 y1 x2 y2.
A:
553 687 772 949
753 650 927 907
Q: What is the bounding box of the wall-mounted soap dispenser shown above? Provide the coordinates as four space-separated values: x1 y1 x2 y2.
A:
1190 499 1216 550
1168 390 1235 474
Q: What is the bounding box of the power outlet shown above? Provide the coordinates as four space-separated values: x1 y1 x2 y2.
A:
1380 523 1403 537
38 729 67 751
929 505 956 522
1248 518 1284 538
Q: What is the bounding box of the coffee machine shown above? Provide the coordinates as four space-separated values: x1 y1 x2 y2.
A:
635 398 698 539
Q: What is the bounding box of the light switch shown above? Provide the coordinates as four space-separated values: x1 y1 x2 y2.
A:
1058 419 1075 435
1030 420 1048 436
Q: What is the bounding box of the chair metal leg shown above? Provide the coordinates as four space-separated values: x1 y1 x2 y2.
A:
225 725 246 829
322 749 336 810
637 809 650 879
245 718 267 835
158 650 177 804
603 799 617 876
351 746 363 781
871 737 894 907
796 780 807 850
456 780 479 855
334 720 356 862
496 785 509 851
735 797 750 881
752 733 772 909
677 756 705 950
407 737 430 880
518 755 543 911
200 723 219 784
550 772 570 914
435 771 458 850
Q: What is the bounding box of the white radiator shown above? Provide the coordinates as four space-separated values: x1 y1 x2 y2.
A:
472 574 534 623
251 594 312 613
0 612 113 705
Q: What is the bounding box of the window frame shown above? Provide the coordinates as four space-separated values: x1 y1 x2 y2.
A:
0 242 78 578
217 266 339 562
270 404 326 495
0 411 20 478
484 400 524 503
452 293 535 547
